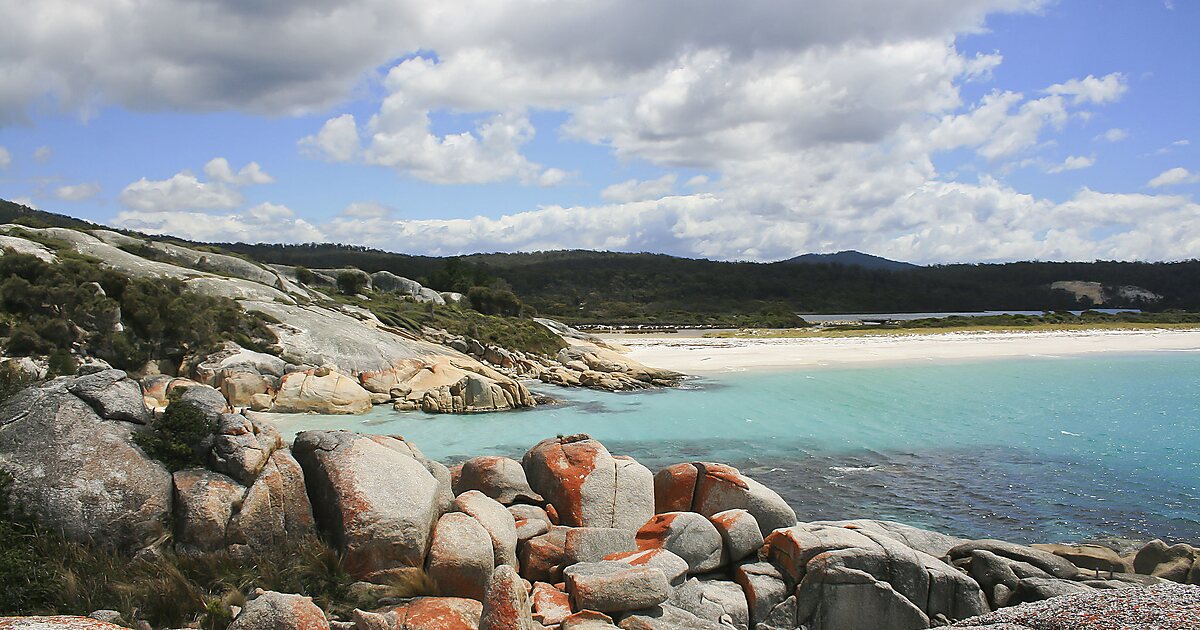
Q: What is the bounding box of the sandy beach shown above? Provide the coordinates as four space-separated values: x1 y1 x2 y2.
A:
613 328 1200 373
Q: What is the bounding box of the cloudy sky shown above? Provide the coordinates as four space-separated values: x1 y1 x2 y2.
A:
0 0 1197 263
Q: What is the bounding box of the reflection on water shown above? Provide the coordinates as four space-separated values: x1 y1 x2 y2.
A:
268 352 1200 544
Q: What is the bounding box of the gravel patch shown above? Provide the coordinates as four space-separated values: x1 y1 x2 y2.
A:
953 583 1200 629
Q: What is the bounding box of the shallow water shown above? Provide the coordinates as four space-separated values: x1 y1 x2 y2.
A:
270 351 1200 544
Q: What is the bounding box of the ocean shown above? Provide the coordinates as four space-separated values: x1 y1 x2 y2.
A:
270 351 1200 545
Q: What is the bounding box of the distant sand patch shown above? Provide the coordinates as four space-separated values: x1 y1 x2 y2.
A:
614 329 1200 373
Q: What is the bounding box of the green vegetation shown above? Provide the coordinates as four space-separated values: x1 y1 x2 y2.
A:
132 401 215 472
7 202 1200 328
467 284 527 317
347 293 567 356
0 468 434 626
0 252 278 371
294 266 318 286
336 271 368 295
219 242 1200 326
886 310 1200 330
711 310 1200 338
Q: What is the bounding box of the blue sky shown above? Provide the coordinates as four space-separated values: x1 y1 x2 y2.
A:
0 0 1196 263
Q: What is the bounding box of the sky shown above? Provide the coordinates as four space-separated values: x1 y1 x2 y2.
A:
0 0 1197 264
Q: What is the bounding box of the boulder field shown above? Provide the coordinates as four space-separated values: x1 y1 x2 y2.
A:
2 372 1198 630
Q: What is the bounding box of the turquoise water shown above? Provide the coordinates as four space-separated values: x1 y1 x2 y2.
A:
270 352 1200 544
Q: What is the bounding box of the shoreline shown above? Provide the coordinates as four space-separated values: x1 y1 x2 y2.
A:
613 327 1200 374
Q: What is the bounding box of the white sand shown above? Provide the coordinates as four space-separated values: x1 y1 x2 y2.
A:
612 329 1200 374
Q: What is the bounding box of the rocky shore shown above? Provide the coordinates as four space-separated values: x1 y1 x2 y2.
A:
0 225 680 418
1 370 1197 629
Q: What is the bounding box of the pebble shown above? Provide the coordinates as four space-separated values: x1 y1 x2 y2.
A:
953 583 1200 629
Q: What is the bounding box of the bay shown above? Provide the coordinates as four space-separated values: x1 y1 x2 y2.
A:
271 351 1200 544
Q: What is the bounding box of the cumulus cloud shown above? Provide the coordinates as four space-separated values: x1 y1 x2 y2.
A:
299 114 360 162
119 158 276 212
0 146 10 169
33 146 51 162
0 0 421 123
120 172 242 213
1045 73 1127 105
114 207 324 244
1095 128 1128 143
29 0 1190 263
601 174 677 202
203 158 274 185
1148 167 1199 188
54 182 101 201
537 168 570 187
306 179 1200 263
1047 155 1095 174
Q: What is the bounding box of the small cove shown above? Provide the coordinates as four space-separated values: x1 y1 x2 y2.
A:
269 351 1200 545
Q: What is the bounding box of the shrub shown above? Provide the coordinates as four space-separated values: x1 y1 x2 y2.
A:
0 253 278 370
294 266 317 285
46 350 77 377
467 285 525 317
133 401 215 472
336 271 367 295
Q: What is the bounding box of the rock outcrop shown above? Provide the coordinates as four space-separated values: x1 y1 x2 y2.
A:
5 422 1197 630
654 462 797 535
0 371 171 553
523 435 654 531
228 590 330 630
271 369 373 415
292 431 443 580
2 224 548 417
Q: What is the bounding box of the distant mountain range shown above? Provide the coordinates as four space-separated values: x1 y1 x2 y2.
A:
781 250 919 271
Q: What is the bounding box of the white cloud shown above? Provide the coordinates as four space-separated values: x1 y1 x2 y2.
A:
0 0 421 123
120 172 243 212
1173 139 1191 147
54 182 102 201
120 157 277 212
929 90 1070 160
1045 73 1127 105
601 174 677 202
114 207 323 244
537 168 570 187
11 197 37 209
685 175 710 188
299 114 360 162
309 179 1200 263
1047 155 1094 174
366 109 544 184
19 0 1189 263
33 146 51 162
1095 128 1128 143
0 146 10 169
1147 167 1200 188
203 158 274 185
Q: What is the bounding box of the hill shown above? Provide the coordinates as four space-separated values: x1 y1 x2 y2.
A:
781 250 919 271
5 201 1200 326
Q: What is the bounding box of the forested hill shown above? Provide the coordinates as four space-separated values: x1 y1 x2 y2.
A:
4 201 1200 325
220 243 1200 324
